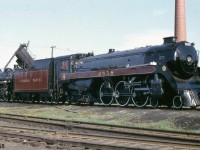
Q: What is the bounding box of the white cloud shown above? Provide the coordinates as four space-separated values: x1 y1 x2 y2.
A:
118 29 173 50
152 9 167 16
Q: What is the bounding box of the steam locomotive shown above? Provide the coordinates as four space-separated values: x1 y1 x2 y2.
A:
0 36 200 109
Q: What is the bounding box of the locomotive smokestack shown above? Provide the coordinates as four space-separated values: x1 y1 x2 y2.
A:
175 0 187 42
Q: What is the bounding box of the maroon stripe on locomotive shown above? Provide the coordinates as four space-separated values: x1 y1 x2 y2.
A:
61 66 156 80
14 69 49 92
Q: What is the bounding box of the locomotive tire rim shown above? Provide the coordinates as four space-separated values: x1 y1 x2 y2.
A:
99 82 114 106
132 93 149 108
150 97 158 109
173 95 183 109
115 81 130 107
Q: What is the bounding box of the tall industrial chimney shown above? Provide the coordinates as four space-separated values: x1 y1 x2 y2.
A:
175 0 187 42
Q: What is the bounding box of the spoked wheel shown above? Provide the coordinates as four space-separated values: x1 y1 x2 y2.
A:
21 96 26 103
61 97 66 104
18 96 23 103
132 90 149 108
54 98 60 105
41 97 46 103
11 95 15 103
115 81 132 107
25 96 30 103
14 96 20 103
28 95 34 103
173 95 183 109
31 95 37 103
8 94 13 103
66 98 72 105
49 98 54 104
2 96 7 102
150 97 159 108
99 81 114 106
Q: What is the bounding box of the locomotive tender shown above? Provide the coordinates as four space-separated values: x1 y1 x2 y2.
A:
1 36 200 109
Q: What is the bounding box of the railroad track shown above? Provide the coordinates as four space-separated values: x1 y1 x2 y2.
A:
0 113 200 150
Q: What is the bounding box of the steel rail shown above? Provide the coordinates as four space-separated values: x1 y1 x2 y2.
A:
0 113 199 149
0 125 200 150
0 112 199 136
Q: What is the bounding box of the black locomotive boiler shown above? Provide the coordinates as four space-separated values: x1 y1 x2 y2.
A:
60 37 200 109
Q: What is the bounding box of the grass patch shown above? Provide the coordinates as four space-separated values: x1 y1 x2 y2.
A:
0 105 200 133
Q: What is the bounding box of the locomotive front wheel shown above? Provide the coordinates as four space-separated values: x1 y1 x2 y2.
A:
132 91 149 108
173 96 183 109
115 81 131 107
99 81 114 106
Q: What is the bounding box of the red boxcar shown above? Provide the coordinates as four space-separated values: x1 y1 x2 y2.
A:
14 69 49 92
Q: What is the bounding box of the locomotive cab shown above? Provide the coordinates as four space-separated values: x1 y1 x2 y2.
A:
55 53 88 81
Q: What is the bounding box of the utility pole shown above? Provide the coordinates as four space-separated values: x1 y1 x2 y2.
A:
51 45 56 58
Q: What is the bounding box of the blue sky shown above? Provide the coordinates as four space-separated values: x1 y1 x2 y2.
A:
0 0 199 68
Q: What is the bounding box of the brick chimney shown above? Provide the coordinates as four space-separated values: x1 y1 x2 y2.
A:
175 0 187 42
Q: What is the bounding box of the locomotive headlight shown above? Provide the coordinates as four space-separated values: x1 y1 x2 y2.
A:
186 55 193 65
